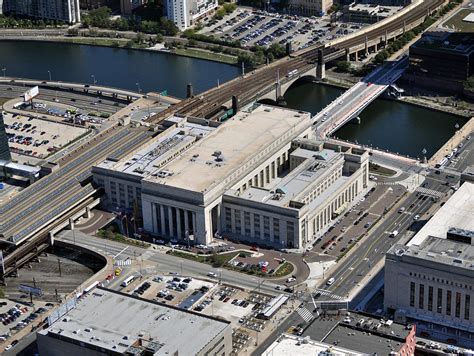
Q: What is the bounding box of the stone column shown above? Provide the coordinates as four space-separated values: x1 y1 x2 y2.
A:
160 205 166 236
151 203 157 234
184 210 189 237
176 208 182 240
168 206 174 237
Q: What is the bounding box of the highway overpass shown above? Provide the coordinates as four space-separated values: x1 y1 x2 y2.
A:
0 78 142 102
145 0 443 121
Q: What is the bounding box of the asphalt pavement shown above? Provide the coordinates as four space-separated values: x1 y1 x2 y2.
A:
58 230 282 296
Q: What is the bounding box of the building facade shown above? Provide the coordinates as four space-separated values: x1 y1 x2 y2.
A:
165 0 218 30
384 183 474 346
407 32 474 95
385 233 474 342
0 113 12 162
79 0 113 9
93 104 369 250
3 0 81 23
288 0 333 17
342 3 400 24
120 0 147 15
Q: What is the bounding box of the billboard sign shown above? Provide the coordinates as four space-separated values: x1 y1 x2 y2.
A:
18 284 43 297
23 86 39 102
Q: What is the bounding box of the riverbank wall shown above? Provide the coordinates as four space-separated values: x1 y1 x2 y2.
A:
0 36 239 66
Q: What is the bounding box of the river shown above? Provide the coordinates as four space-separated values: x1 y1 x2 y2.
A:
0 41 240 98
1 40 465 158
285 82 467 159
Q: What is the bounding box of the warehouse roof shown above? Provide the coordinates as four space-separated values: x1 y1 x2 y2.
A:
39 287 230 355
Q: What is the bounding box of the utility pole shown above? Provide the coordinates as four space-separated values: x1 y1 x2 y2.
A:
241 62 245 77
57 258 62 277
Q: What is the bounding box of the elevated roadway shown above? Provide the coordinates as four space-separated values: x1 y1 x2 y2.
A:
316 56 408 136
0 78 142 102
145 0 443 121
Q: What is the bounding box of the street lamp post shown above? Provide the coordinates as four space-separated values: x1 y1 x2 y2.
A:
421 148 427 164
452 123 460 149
47 70 52 82
136 82 141 94
91 74 97 85
1 68 6 78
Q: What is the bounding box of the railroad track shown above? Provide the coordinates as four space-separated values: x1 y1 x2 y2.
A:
146 0 443 121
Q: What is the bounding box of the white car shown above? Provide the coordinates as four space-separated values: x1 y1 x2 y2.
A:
286 277 296 283
413 214 420 221
4 345 12 351
326 277 335 286
207 272 217 278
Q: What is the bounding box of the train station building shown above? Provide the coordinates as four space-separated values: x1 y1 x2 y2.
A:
93 104 369 249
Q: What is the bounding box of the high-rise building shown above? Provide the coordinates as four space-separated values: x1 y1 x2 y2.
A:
0 112 12 163
3 0 81 23
165 0 218 30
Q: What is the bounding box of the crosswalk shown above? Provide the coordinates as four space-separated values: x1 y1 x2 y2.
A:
415 187 443 198
376 181 400 186
315 289 345 300
114 259 132 266
297 307 314 323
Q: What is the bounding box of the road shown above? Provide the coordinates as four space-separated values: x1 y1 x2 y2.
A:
316 57 408 135
0 83 128 114
0 78 141 101
253 167 459 355
58 231 281 296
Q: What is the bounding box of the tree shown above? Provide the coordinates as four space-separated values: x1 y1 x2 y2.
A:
335 61 352 73
67 28 79 36
134 32 146 44
154 33 164 43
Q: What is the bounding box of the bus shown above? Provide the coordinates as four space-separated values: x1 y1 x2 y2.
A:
83 281 100 294
121 275 136 288
435 157 448 169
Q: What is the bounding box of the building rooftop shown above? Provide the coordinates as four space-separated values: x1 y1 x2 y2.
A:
390 235 474 270
95 116 215 178
413 32 474 54
144 104 311 194
302 311 412 355
347 2 401 16
408 182 474 246
227 147 342 207
38 287 230 355
262 334 364 356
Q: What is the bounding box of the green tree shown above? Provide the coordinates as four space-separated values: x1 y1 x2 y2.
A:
335 61 352 72
67 28 79 36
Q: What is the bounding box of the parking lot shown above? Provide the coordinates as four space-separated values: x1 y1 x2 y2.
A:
200 9 362 51
3 112 89 159
0 299 52 352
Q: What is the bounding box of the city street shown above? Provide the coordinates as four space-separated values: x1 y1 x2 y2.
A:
58 231 282 296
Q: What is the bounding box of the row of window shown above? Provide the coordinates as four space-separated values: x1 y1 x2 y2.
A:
239 153 288 193
410 281 470 321
308 180 359 237
409 272 473 290
224 207 294 247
